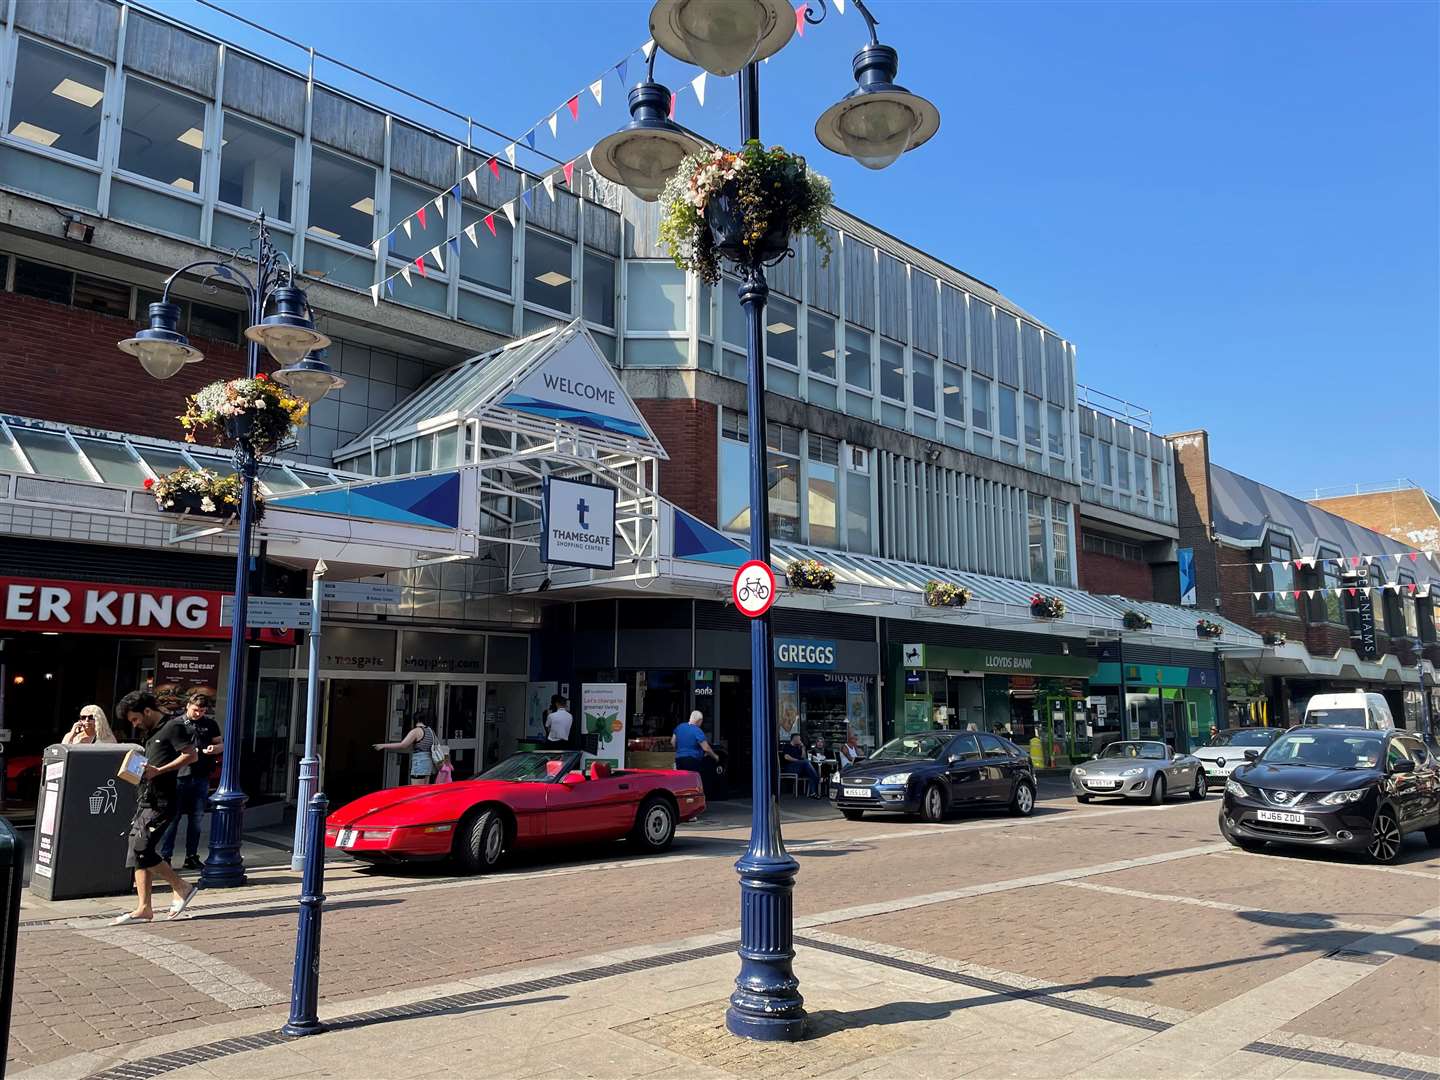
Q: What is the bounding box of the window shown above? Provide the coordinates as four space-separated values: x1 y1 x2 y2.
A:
718 410 750 533
1028 493 1047 581
1098 442 1112 485
524 230 573 313
1116 449 1131 491
979 734 1009 758
307 148 375 247
1402 586 1420 638
1023 395 1041 448
13 259 74 304
582 251 615 328
722 275 745 349
912 351 936 414
388 179 447 265
218 114 293 220
1319 556 1344 624
1083 531 1143 561
1047 404 1065 457
879 339 905 402
970 374 991 431
1051 501 1072 584
459 202 513 293
767 296 798 366
1080 435 1094 481
807 311 836 379
767 421 801 541
844 325 872 390
1258 534 1296 615
941 363 964 423
7 39 106 161
626 261 685 331
997 386 1017 441
846 447 873 553
1134 449 1148 497
807 434 840 547
189 301 241 344
1152 460 1164 505
73 273 130 317
118 79 204 193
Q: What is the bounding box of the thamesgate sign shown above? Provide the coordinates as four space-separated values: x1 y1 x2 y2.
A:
540 476 616 570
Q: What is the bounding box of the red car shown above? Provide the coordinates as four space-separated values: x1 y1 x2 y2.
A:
324 749 706 873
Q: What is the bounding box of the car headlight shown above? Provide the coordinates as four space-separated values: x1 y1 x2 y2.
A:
1121 768 1145 777
1317 788 1367 806
1073 766 1087 776
360 829 394 841
1225 779 1248 798
879 772 912 785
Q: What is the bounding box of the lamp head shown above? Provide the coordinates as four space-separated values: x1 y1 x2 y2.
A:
815 42 940 170
591 80 704 202
649 0 796 77
245 285 330 366
119 301 203 380
272 349 346 403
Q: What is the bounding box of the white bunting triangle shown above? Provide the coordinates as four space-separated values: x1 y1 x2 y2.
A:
403 219 412 238
543 174 556 201
1253 592 1262 602
589 79 604 107
548 113 559 138
464 222 478 247
370 239 381 257
502 200 516 227
431 245 444 272
641 39 655 60
506 144 518 168
369 283 380 306
400 265 412 286
433 195 446 220
1306 589 1315 599
1254 563 1264 574
835 0 846 11
466 169 480 195
691 71 707 107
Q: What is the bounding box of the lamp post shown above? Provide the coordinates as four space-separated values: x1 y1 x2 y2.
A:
594 0 939 1042
118 213 342 889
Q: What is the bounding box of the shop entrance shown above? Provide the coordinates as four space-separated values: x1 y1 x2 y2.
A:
323 679 388 808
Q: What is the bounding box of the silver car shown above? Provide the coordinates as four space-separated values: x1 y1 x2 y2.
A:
1070 740 1208 803
1191 728 1282 782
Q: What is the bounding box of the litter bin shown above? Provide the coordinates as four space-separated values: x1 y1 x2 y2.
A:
1 816 22 1080
30 743 141 902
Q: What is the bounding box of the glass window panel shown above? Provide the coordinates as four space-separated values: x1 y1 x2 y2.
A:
110 179 201 238
184 450 236 477
13 260 73 304
881 402 906 430
722 348 747 381
8 39 106 160
698 280 713 337
912 351 935 413
718 434 750 533
722 276 746 347
582 250 616 327
1268 535 1296 614
769 437 801 541
808 379 837 408
845 325 872 390
1098 442 1112 484
457 289 513 333
1152 460 1163 503
72 273 130 317
1134 448 1148 495
807 437 839 548
1080 435 1094 480
524 230 573 313
0 144 100 208
592 330 617 364
522 308 565 335
998 385 1017 439
118 78 203 192
307 148 376 248
414 435 434 472
257 465 305 493
972 433 992 456
624 338 687 367
389 179 444 264
879 338 905 401
767 363 800 396
1023 396 1040 446
218 113 294 220
11 428 88 480
1117 449 1131 490
134 447 192 477
459 202 513 292
971 374 991 431
807 311 836 379
435 427 459 467
846 469 872 553
190 302 241 344
1051 501 1071 584
0 430 26 473
1047 404 1065 457
213 213 291 258
942 362 964 422
74 438 145 485
766 296 798 366
626 261 685 331
1028 493 1047 581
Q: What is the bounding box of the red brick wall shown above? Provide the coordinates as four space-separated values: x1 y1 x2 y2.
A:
635 397 718 526
1078 548 1154 601
0 291 247 440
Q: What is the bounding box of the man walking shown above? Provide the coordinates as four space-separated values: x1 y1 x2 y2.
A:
159 692 222 871
111 691 200 925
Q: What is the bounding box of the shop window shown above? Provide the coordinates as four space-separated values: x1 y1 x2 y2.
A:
1023 394 1042 449
1047 403 1065 457
879 338 905 402
997 385 1017 441
1028 493 1048 582
389 178 443 265
219 113 294 220
807 311 836 380
767 295 798 367
718 409 750 534
308 148 376 248
941 362 964 423
12 259 73 304
524 229 573 314
807 434 840 548
912 351 936 414
72 272 130 318
767 421 801 541
1051 501 1072 584
582 250 616 328
8 39 106 161
970 374 991 431
1080 435 1094 481
625 261 685 331
118 78 204 193
460 202 513 293
844 325 872 391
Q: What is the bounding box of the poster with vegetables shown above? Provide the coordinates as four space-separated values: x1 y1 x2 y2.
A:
580 683 627 767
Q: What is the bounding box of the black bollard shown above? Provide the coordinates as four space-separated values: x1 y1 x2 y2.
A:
282 793 328 1037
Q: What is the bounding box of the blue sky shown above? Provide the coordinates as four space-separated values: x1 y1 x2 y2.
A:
161 0 1439 497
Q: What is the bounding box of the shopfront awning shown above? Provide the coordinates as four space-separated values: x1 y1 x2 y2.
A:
1224 643 1421 685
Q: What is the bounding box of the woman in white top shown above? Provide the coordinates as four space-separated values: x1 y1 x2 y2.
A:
63 704 117 745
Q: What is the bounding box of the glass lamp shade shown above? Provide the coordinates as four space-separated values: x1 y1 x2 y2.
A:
835 97 920 170
592 126 701 201
650 0 796 77
815 44 941 171
119 301 203 380
272 354 346 403
245 285 331 366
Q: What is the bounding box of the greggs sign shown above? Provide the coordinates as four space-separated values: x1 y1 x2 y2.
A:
0 577 228 638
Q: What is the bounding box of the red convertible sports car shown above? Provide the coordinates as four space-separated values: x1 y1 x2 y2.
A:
324 749 706 873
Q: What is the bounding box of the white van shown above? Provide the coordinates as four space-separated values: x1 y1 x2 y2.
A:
1302 692 1395 731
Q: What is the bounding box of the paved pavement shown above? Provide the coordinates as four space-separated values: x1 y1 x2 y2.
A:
6 783 1438 1079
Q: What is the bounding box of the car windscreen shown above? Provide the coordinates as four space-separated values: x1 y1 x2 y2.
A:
1098 742 1165 760
1262 730 1383 768
1305 708 1368 728
870 734 949 761
1206 729 1277 747
479 751 572 782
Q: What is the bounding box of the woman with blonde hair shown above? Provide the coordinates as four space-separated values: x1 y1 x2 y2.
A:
63 704 117 745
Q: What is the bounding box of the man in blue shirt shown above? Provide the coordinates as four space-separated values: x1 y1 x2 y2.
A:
674 711 721 795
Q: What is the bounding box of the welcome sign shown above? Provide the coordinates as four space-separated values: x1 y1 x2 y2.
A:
501 333 651 440
541 476 617 570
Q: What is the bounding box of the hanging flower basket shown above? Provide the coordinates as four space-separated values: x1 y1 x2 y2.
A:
1030 593 1066 619
146 467 261 521
658 141 833 284
1122 610 1152 631
1262 631 1287 646
924 580 971 609
180 374 308 456
1196 619 1224 639
786 558 836 593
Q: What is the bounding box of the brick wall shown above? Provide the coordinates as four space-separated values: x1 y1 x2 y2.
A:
635 397 718 526
1167 430 1222 611
1310 489 1440 550
1078 548 1154 601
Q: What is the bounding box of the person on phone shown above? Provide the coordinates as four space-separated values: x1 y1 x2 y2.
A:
159 693 222 871
374 715 436 785
63 704 116 745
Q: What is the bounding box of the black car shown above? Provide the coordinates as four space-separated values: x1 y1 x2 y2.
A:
833 729 1036 822
1220 726 1440 864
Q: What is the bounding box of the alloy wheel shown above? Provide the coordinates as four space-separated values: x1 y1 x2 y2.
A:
1368 813 1401 863
483 819 504 864
1016 785 1033 814
925 787 943 820
645 804 671 844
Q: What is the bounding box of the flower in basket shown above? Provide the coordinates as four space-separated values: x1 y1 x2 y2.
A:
657 141 833 284
1122 610 1152 631
1196 619 1224 638
148 466 260 520
1262 631 1287 646
786 558 836 592
1029 593 1066 619
179 376 308 455
924 580 971 608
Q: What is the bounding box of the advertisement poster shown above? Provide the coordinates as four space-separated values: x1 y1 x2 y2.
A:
777 680 800 741
155 649 221 710
581 683 627 767
846 682 870 745
1178 548 1197 607
526 681 559 741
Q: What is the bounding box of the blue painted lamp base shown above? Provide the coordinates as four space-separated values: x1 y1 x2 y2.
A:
726 853 807 1041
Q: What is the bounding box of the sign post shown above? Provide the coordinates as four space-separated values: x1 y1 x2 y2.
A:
291 561 327 872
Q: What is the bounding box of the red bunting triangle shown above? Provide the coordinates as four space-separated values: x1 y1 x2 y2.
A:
566 95 580 121
416 206 427 230
488 157 500 178
1292 590 1301 600
1348 588 1357 597
1350 556 1361 567
668 93 676 119
415 255 426 278
483 213 496 236
1409 552 1418 561
1410 583 1418 593
795 3 806 35
1293 560 1303 571
563 161 574 186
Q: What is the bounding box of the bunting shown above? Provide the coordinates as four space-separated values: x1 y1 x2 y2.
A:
588 79 604 107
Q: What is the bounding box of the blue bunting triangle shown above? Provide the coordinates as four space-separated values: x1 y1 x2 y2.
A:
524 130 536 150
384 278 395 297
614 58 628 87
448 236 460 255
521 189 532 211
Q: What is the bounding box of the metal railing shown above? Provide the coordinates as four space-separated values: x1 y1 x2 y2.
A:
1076 384 1153 430
1308 479 1430 500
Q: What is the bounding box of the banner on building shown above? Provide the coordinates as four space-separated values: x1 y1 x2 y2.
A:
541 476 616 569
155 649 221 709
1356 589 1379 660
777 680 800 740
580 683 627 767
1178 548 1197 607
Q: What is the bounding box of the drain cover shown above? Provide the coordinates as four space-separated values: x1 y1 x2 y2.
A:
1324 949 1390 967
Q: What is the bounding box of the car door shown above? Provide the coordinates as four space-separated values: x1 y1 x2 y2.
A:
543 764 618 841
942 734 985 805
1392 736 1434 830
977 734 1016 802
1163 745 1193 789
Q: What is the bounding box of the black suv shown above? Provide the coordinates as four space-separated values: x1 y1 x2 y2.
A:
1220 726 1440 864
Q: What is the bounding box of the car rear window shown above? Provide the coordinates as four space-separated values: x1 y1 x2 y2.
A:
1306 708 1367 727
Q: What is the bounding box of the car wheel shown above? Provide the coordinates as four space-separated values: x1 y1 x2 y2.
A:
1009 781 1036 817
842 809 865 821
1075 794 1092 804
1190 771 1208 801
629 796 676 853
1367 808 1403 865
456 809 505 874
920 783 947 823
1149 775 1166 805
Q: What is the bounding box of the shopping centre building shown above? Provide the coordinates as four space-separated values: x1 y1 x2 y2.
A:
0 0 1433 808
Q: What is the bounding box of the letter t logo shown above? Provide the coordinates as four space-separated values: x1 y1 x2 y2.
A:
577 498 590 530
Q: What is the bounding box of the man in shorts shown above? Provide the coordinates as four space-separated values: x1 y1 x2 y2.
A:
112 691 199 925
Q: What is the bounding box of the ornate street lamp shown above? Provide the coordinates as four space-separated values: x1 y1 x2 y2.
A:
274 349 346 403
118 212 339 890
602 0 940 1044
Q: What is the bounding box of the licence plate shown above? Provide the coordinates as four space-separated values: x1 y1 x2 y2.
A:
1087 780 1118 789
1256 810 1305 825
337 828 357 847
842 787 871 798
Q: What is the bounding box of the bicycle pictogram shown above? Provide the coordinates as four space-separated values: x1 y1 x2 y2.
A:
736 576 771 603
732 560 778 618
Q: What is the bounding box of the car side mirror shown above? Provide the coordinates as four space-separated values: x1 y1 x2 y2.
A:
947 754 960 764
1243 749 1259 761
561 771 587 786
1391 758 1416 775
